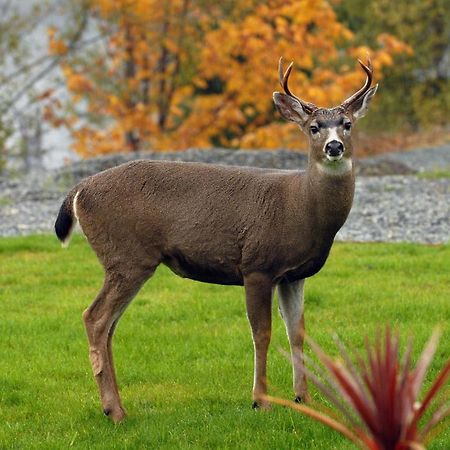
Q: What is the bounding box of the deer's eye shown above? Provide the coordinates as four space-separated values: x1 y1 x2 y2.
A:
344 122 352 131
310 126 319 134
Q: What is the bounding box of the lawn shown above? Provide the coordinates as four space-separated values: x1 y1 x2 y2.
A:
0 235 449 449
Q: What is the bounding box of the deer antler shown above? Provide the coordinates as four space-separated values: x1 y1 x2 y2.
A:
341 58 374 110
278 57 317 114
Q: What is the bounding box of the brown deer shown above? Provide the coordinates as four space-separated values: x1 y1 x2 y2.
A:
55 58 377 423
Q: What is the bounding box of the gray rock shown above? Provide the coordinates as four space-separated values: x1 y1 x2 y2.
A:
337 176 450 244
366 145 450 173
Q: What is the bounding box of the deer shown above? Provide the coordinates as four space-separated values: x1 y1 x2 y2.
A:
54 57 377 423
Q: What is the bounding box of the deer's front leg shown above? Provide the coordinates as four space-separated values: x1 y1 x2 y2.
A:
277 279 309 403
244 272 273 409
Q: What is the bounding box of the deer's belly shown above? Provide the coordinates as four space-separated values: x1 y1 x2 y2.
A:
277 252 330 284
162 253 244 286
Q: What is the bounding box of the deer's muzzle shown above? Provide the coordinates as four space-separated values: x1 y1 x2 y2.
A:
324 140 344 160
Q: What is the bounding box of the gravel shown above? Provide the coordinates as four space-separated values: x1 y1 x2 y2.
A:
336 176 450 244
1 146 449 244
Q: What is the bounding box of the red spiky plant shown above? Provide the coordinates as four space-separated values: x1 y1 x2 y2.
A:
267 327 450 450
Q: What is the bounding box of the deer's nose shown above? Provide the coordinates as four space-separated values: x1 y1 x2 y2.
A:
325 140 344 157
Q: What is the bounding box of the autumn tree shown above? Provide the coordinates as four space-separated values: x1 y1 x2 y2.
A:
48 0 410 155
47 0 208 155
178 0 410 149
336 0 449 132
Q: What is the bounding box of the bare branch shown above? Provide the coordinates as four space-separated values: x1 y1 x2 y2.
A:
0 33 108 87
2 5 89 113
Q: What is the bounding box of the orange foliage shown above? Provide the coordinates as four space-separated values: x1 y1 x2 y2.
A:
48 0 411 156
48 26 68 56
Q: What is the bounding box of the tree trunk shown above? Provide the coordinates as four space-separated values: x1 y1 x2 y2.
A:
124 22 140 152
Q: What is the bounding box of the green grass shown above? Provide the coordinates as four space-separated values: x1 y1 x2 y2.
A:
0 196 12 206
417 169 450 180
0 235 449 449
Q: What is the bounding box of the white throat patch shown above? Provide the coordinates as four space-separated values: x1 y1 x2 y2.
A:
316 158 353 176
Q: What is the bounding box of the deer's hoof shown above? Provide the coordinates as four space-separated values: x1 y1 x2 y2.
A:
111 407 126 424
294 392 310 404
103 406 126 423
252 399 271 411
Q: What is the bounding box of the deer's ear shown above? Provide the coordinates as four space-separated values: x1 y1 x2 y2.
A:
348 84 378 120
273 92 310 124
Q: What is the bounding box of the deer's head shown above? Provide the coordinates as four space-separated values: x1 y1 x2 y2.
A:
273 58 377 169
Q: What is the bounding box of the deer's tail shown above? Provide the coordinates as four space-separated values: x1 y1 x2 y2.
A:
55 189 80 247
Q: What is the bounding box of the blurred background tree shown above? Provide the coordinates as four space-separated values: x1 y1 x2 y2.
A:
0 1 50 172
0 0 89 173
46 0 410 156
336 0 449 146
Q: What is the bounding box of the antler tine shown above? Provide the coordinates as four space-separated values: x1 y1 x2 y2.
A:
341 57 374 109
278 57 284 87
278 57 316 114
357 57 373 86
278 57 295 98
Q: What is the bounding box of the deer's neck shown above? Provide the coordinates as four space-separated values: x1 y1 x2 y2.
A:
303 158 355 233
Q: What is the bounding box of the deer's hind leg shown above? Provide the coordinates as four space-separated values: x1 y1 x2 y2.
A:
82 262 156 423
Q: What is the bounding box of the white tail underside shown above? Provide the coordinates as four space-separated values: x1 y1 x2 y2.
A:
61 191 80 248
